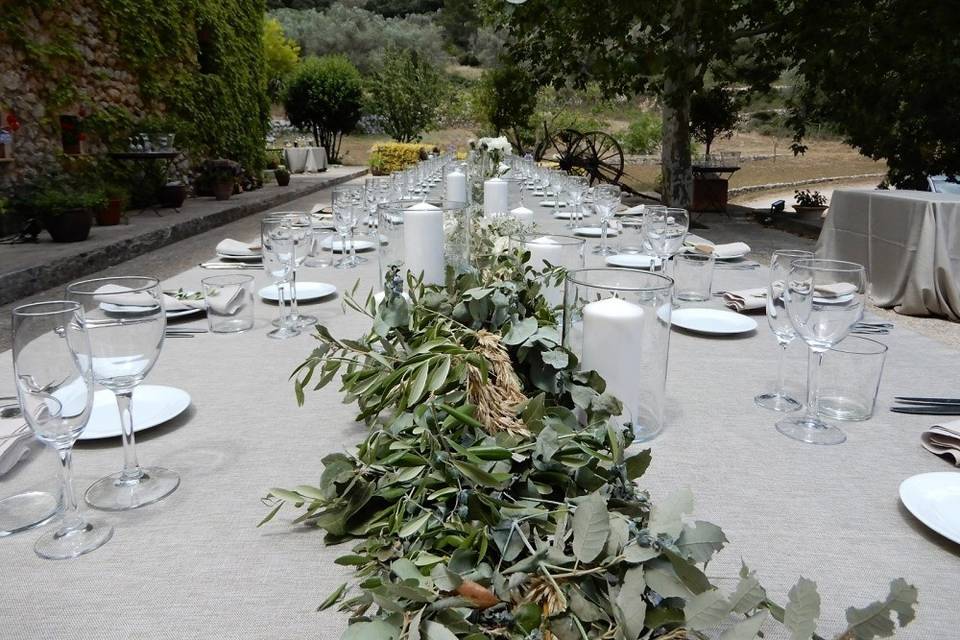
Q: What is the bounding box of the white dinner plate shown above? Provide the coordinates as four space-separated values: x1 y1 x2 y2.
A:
552 210 591 220
259 281 337 302
900 472 960 544
166 307 204 319
320 238 377 253
539 200 568 208
101 301 202 320
667 308 758 335
216 251 262 262
81 386 191 440
574 227 619 238
605 254 661 270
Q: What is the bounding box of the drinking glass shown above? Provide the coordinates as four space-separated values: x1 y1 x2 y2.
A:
66 276 180 510
818 336 887 421
643 207 688 271
13 301 113 558
565 176 589 228
261 217 300 339
754 249 814 412
672 253 715 302
547 170 566 219
201 274 255 333
775 259 866 445
593 184 621 255
616 215 648 256
265 213 317 329
332 185 366 268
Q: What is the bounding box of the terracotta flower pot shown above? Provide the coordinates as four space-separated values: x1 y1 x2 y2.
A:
212 179 234 201
43 208 92 242
160 183 188 208
96 197 124 226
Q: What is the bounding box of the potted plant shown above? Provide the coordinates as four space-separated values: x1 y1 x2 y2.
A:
33 186 105 242
200 158 242 201
274 164 290 187
98 185 128 226
793 189 829 219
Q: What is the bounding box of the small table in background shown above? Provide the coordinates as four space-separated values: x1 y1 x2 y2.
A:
691 164 740 214
283 147 327 173
109 151 180 216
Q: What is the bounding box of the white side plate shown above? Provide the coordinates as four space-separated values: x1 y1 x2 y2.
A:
574 227 619 238
900 472 960 545
216 251 262 262
81 386 191 440
667 308 758 335
259 281 337 302
605 254 661 270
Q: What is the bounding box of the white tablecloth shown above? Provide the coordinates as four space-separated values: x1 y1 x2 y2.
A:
818 189 960 320
283 147 327 173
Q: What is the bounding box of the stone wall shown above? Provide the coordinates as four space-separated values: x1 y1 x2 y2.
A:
0 0 160 188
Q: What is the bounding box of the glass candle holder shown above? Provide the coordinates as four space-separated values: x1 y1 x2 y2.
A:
509 234 586 307
377 199 471 289
563 268 674 441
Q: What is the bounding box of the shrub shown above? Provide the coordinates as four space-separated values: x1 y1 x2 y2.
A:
620 112 662 154
32 186 108 216
263 17 301 103
367 48 445 143
284 55 363 162
690 86 739 155
794 189 828 207
368 143 434 173
473 64 538 155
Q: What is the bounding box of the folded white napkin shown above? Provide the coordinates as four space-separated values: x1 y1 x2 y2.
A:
216 239 261 256
922 420 960 465
691 241 751 259
0 415 32 477
814 282 858 297
94 283 160 309
619 204 646 216
309 204 332 217
201 285 245 315
721 287 768 312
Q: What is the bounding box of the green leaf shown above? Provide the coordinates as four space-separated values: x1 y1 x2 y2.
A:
502 317 538 345
624 449 652 480
645 560 693 599
399 512 432 538
541 348 569 369
421 620 458 640
648 487 693 539
427 356 452 392
719 611 768 640
676 521 728 563
841 578 918 640
784 577 821 640
534 425 561 462
342 620 400 640
408 361 431 405
257 502 282 527
623 543 659 564
571 491 610 563
451 459 510 488
513 602 542 633
728 564 767 615
684 589 732 631
317 582 348 611
615 565 648 640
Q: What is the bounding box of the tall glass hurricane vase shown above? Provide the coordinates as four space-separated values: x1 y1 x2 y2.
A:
755 249 814 412
12 301 113 558
66 277 180 510
775 259 866 445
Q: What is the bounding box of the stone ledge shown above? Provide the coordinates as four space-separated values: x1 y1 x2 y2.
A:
0 167 366 305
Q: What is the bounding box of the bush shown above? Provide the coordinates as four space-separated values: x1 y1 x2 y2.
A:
284 55 363 162
690 86 739 155
263 17 301 103
367 49 446 143
368 143 435 174
620 112 662 154
473 64 538 155
270 5 450 74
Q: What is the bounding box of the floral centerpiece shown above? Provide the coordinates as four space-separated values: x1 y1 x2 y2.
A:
468 136 513 204
261 226 917 640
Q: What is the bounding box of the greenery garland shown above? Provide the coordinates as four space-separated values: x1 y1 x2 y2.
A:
262 238 917 640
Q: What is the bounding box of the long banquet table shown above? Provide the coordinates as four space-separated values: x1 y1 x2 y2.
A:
818 189 960 320
2 187 960 639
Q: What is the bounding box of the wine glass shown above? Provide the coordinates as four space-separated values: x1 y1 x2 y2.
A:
262 217 300 340
775 259 866 445
593 184 621 255
565 176 589 229
547 170 566 219
643 206 688 271
754 249 814 412
264 212 317 330
66 276 180 511
332 186 362 269
12 301 113 558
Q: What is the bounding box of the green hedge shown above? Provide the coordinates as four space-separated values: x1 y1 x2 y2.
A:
368 142 435 175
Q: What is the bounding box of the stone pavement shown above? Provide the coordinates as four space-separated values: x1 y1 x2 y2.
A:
0 166 366 306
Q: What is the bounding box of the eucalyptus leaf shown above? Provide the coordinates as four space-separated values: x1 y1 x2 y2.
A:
841 578 918 640
784 577 821 640
719 610 769 640
684 589 732 631
615 565 648 640
648 488 693 539
676 520 728 563
571 491 610 563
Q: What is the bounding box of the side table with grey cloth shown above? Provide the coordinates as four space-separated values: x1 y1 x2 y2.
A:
283 146 327 173
817 189 960 320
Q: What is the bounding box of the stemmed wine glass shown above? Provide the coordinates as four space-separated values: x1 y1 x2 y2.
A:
66 276 180 511
755 249 814 412
547 170 566 219
264 213 317 329
12 301 113 558
775 259 866 445
643 207 689 272
565 176 589 229
332 186 363 269
593 184 622 255
262 217 300 339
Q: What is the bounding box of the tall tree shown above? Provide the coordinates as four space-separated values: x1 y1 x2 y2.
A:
488 0 783 206
284 55 363 162
368 49 446 143
690 86 739 157
473 64 539 154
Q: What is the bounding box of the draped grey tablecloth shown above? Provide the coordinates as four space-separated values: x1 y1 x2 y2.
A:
818 189 960 320
2 190 959 639
283 146 327 173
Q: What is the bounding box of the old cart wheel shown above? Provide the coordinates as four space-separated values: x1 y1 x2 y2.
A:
572 131 625 186
535 128 583 172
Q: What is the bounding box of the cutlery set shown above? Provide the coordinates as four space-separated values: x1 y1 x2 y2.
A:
891 397 960 415
165 328 208 339
199 262 263 270
851 321 894 336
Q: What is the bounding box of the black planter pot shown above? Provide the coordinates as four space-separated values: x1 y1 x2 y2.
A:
160 182 189 209
275 173 290 187
43 208 92 242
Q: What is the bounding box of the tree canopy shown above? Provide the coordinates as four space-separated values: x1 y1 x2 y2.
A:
473 64 539 154
690 86 739 157
284 55 363 162
368 49 446 143
263 17 300 102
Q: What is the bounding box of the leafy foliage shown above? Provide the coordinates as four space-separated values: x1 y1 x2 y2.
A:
367 49 446 143
284 55 363 162
690 87 739 156
620 112 663 155
262 224 919 639
263 17 301 103
473 64 539 155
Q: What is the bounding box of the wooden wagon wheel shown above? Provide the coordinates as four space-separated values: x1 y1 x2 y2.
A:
570 131 625 186
534 128 583 172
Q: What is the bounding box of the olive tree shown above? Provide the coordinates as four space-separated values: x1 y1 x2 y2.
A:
690 86 739 157
284 55 362 162
367 49 446 143
473 64 539 154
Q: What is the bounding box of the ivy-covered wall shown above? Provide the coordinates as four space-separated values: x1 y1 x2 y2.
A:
0 0 268 187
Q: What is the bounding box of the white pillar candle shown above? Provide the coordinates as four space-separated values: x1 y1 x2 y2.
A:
483 178 509 217
580 297 644 421
525 236 564 306
403 202 445 286
511 206 534 226
446 169 467 205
